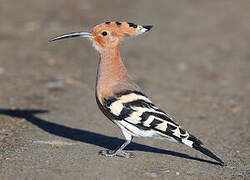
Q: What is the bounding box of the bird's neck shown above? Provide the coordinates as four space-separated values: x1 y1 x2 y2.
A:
96 46 131 102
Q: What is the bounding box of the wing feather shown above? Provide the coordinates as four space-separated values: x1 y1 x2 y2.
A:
103 90 189 141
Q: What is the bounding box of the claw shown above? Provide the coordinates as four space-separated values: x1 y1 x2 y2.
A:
116 150 135 158
99 150 116 157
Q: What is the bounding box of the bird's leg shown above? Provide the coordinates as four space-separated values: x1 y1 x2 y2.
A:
99 139 134 158
99 129 135 158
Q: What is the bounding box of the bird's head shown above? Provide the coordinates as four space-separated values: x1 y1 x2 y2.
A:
50 21 153 51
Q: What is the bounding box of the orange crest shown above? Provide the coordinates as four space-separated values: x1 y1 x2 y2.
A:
91 21 152 50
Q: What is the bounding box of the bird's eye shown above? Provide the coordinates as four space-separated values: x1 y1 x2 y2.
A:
101 31 108 36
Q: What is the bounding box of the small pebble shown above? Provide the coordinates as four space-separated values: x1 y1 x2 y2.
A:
163 169 170 173
246 83 250 90
47 58 56 66
24 21 40 32
0 67 4 75
55 74 65 80
219 80 229 87
178 63 188 71
237 172 243 177
44 81 63 88
228 99 237 106
144 172 159 178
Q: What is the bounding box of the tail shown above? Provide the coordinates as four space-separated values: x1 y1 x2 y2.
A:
181 134 225 166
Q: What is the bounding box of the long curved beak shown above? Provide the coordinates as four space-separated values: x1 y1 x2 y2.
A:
49 31 93 42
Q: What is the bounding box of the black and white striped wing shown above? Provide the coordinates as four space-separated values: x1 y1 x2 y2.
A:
103 90 198 146
103 90 226 166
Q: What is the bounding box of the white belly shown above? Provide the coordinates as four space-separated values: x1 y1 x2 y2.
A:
115 120 178 142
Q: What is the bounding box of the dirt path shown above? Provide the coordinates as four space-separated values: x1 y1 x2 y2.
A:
0 0 249 179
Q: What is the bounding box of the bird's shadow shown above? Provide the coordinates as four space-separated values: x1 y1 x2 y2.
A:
0 108 220 165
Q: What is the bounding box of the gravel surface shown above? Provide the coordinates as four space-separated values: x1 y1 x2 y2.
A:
0 0 249 179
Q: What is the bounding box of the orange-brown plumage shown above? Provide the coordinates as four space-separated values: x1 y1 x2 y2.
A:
90 22 146 104
95 46 136 104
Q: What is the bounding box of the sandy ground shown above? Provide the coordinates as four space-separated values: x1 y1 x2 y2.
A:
0 0 249 179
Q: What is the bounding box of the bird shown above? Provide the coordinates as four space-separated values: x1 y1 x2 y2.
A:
49 21 224 166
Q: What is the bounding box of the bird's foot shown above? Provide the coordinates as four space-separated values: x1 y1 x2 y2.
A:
99 149 135 158
99 150 116 157
116 150 135 158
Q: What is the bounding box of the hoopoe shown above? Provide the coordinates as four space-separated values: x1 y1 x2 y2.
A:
50 21 224 166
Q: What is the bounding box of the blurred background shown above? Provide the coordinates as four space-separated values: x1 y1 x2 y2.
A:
0 0 249 179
